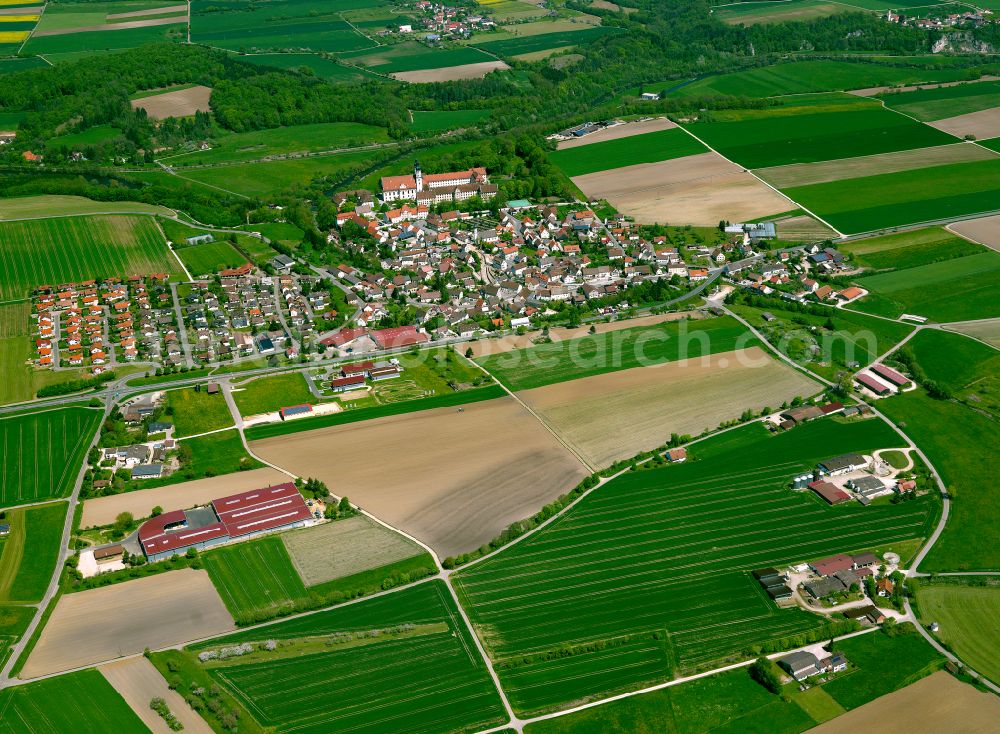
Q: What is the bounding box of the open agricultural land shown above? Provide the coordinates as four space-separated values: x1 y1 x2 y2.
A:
916 582 1000 686
165 386 235 437
21 568 235 679
174 238 248 275
100 656 214 734
250 395 589 558
945 317 1000 348
878 79 1000 122
233 52 382 82
517 347 820 467
409 108 491 133
232 372 316 416
0 215 182 301
0 668 149 734
555 117 676 150
163 581 507 734
0 407 101 507
0 195 173 220
454 418 937 715
130 83 211 119
549 126 705 177
0 502 66 604
472 25 621 60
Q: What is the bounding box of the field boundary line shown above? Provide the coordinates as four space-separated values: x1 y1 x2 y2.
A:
15 0 43 54
674 124 845 238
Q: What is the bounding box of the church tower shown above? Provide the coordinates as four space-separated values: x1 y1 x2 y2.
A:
414 160 423 193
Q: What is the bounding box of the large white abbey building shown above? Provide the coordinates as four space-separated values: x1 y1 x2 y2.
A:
380 160 498 204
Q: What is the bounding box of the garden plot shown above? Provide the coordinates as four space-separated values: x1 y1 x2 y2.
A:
22 569 235 679
453 418 933 715
250 396 588 558
282 515 424 586
131 85 212 119
518 347 820 468
572 151 791 227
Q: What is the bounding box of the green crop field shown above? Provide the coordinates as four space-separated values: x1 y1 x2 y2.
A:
475 317 756 391
908 329 1000 417
454 418 934 715
0 215 181 301
0 502 67 604
176 149 377 197
713 0 854 25
840 227 984 271
0 668 148 734
0 195 172 221
166 387 235 437
549 128 706 176
238 221 303 248
409 108 491 133
175 240 248 275
783 157 1000 234
474 26 620 57
917 584 1000 684
342 41 492 72
189 580 507 734
0 604 34 668
203 535 309 622
0 57 47 75
233 52 382 82
0 408 102 507
45 124 123 152
683 105 956 169
23 22 186 54
880 79 1000 121
851 250 1000 321
163 121 389 167
666 61 978 99
233 372 316 416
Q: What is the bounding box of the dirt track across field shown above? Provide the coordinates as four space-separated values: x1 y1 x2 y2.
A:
557 117 676 149
33 14 186 36
948 214 1000 253
466 311 702 358
518 347 819 468
80 467 289 528
572 151 791 225
101 657 214 734
131 85 212 120
21 569 234 679
283 515 424 586
392 60 509 82
251 397 588 558
806 672 1000 733
929 106 1000 140
756 143 996 188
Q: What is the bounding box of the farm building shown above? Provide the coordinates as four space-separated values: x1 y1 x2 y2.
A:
271 254 295 273
130 464 163 480
780 405 824 425
766 584 793 601
817 454 867 476
0 523 9 536
666 448 687 462
844 605 886 625
370 365 401 381
280 404 313 420
804 577 846 598
811 554 855 576
855 372 893 395
330 375 366 392
342 361 375 378
370 325 428 350
871 363 910 388
139 482 310 562
849 475 892 500
93 544 123 562
320 327 368 349
779 651 822 681
809 480 852 505
896 479 916 494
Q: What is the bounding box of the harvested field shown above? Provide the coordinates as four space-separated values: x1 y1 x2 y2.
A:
572 152 791 226
806 672 1000 734
756 143 997 188
282 515 424 587
949 214 1000 253
466 311 701 358
556 117 675 149
131 84 212 119
392 60 509 82
100 657 214 734
518 347 820 468
944 317 1000 347
80 467 289 527
772 213 838 241
22 569 234 679
250 396 589 558
929 106 1000 140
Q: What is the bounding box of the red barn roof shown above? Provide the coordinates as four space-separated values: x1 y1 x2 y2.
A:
855 373 892 395
871 363 908 386
213 483 310 538
370 325 428 349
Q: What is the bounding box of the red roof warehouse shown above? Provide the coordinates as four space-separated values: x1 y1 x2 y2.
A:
871 363 909 387
138 483 310 560
855 373 892 395
369 325 428 350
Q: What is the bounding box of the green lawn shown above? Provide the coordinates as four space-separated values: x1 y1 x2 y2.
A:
454 418 933 715
233 372 316 416
683 105 956 169
880 79 1000 121
916 583 1000 684
0 502 67 604
476 317 758 391
840 227 984 271
166 387 235 437
175 240 249 276
783 157 1000 234
851 250 1000 321
549 128 707 177
0 215 181 301
0 668 148 734
203 535 309 623
409 108 491 133
0 407 102 508
186 580 508 733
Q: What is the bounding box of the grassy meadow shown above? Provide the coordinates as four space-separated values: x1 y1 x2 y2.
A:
0 407 102 508
916 582 1000 685
473 26 620 57
0 502 67 604
879 79 1000 121
232 372 315 416
175 240 249 275
341 41 492 72
166 387 235 437
409 108 491 133
549 127 706 176
233 52 382 82
840 227 984 270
